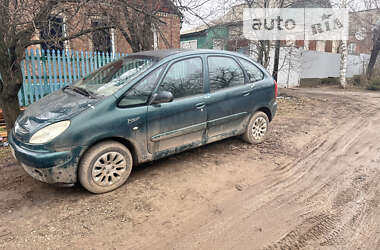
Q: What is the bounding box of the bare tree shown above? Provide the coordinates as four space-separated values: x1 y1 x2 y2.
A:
111 0 215 53
367 20 380 78
270 0 292 81
0 0 119 133
246 0 272 68
234 0 294 78
208 0 273 67
339 0 380 82
106 0 184 52
361 0 380 79
0 0 186 132
340 40 348 88
338 0 350 88
175 0 217 25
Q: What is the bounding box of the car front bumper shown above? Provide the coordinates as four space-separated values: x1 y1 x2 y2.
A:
9 132 83 184
19 161 77 184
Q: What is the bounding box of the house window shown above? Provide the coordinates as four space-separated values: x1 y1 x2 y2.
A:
92 20 112 54
40 16 64 53
180 40 197 49
348 43 357 54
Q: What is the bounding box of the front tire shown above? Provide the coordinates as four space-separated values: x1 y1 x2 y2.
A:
79 141 133 194
242 111 269 144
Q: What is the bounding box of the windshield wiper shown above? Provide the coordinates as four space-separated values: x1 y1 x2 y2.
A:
63 86 98 99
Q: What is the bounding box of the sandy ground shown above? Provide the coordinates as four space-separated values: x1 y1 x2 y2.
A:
0 88 379 250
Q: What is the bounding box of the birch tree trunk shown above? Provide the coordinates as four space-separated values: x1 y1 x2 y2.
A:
340 40 348 89
339 0 348 89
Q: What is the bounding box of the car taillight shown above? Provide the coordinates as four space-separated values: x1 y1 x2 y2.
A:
274 80 278 98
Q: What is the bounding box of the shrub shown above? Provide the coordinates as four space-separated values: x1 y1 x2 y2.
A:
351 75 362 86
320 77 339 85
367 75 380 91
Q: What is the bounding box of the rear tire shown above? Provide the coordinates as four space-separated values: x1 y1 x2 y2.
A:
78 141 133 194
242 111 269 144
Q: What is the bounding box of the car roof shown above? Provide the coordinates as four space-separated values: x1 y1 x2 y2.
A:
131 49 187 59
129 49 252 61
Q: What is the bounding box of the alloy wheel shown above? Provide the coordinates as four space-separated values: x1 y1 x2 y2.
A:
252 117 267 141
91 152 127 187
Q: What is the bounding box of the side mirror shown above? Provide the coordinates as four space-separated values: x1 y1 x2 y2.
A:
151 91 174 104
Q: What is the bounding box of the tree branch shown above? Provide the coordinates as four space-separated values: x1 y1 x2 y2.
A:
25 25 114 47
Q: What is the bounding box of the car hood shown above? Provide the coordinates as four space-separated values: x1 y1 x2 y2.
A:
15 88 100 140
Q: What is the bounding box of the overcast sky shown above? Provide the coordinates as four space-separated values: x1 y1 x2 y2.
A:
181 0 240 32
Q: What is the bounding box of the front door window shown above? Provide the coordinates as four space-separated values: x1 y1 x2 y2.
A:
119 65 165 107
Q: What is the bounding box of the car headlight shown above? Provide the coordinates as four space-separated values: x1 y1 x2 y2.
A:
29 121 71 144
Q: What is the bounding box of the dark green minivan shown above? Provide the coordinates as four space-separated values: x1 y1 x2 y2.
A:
9 49 278 193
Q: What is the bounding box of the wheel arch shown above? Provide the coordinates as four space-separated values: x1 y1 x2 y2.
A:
80 137 141 167
256 106 272 122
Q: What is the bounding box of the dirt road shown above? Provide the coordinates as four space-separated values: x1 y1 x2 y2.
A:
1 88 379 249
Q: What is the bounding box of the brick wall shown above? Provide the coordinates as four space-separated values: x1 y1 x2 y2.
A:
29 10 181 54
157 14 181 49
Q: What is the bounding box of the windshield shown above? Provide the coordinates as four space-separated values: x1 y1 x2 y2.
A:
74 56 156 97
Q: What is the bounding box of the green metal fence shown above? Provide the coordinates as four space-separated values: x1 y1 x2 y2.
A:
19 49 127 106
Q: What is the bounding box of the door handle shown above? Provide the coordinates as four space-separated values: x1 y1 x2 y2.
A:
242 91 251 97
195 102 206 110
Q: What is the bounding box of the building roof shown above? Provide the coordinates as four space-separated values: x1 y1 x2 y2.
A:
181 25 208 36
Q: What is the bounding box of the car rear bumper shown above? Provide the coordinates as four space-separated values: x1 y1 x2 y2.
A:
8 132 82 184
271 101 278 120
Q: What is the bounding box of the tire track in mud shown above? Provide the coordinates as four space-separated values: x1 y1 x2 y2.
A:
263 214 338 250
149 98 378 250
136 90 380 250
261 101 380 250
263 166 380 250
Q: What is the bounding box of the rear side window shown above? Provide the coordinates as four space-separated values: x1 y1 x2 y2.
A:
238 58 264 82
158 57 203 99
208 56 245 92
